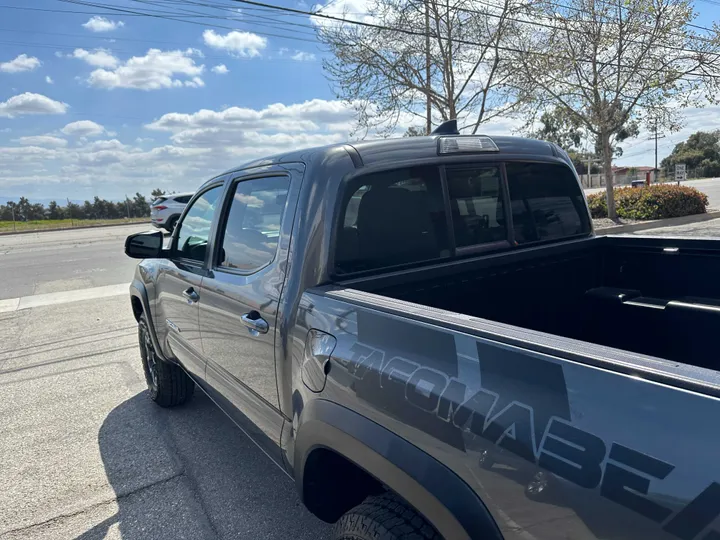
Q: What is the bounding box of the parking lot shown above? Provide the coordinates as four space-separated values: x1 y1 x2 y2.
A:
2 217 720 540
0 225 331 540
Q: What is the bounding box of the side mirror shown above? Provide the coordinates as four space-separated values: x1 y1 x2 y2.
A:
125 230 165 259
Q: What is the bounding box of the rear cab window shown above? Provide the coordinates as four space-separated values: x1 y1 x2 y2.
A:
335 166 450 275
506 162 591 244
333 160 590 276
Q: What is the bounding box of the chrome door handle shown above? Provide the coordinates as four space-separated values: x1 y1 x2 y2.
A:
241 312 269 335
182 287 200 303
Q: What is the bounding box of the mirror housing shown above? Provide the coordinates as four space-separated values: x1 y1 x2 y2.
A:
125 230 165 259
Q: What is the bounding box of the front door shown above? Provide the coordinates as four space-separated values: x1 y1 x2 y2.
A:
199 171 296 465
156 184 223 381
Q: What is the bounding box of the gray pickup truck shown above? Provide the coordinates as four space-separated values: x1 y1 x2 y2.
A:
126 121 720 540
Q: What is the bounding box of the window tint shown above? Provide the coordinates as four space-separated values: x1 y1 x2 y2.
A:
217 176 290 272
506 162 591 244
174 186 222 262
335 166 449 275
446 167 507 247
174 195 192 204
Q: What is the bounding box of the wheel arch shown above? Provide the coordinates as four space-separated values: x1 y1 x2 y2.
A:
294 399 503 540
129 280 169 362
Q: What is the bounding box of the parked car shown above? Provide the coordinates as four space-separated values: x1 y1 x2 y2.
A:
150 192 193 232
126 120 720 540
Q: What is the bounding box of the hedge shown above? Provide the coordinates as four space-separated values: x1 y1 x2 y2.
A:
587 184 708 220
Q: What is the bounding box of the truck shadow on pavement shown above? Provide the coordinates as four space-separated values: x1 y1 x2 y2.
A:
75 390 331 540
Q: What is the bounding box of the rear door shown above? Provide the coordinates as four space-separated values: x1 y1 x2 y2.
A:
155 183 224 380
198 165 302 464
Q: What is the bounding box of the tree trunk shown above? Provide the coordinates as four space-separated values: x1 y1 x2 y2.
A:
601 131 617 220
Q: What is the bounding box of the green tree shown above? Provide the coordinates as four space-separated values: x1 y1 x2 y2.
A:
661 131 720 178
47 201 64 220
151 188 166 199
403 127 426 137
511 0 720 218
132 193 150 217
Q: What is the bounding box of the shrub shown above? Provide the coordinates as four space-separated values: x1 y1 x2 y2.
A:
586 184 708 220
587 192 607 218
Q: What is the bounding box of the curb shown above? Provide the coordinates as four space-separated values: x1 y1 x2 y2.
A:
595 210 720 235
0 220 152 236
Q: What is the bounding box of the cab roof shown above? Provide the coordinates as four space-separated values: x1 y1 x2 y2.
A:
214 134 564 181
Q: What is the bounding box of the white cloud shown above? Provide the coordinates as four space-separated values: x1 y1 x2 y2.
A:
82 16 125 32
203 30 267 57
184 77 205 88
291 51 316 62
71 48 119 69
14 135 67 147
146 99 358 144
211 64 229 74
85 48 205 90
61 120 105 137
0 54 41 73
45 76 54 84
0 128 10 133
0 93 68 118
310 0 375 27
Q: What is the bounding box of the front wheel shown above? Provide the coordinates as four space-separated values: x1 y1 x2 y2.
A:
138 313 194 407
333 492 441 540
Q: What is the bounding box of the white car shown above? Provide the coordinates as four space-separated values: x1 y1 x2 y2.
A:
150 192 193 232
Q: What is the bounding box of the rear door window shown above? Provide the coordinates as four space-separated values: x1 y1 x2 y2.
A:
506 162 590 244
216 176 290 272
446 166 507 247
335 166 450 275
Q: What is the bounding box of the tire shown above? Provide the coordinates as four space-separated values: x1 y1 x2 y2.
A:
165 215 178 233
333 492 441 540
138 312 194 407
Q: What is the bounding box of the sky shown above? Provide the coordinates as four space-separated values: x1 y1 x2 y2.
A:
2 0 720 202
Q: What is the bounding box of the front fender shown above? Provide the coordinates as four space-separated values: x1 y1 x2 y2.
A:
129 279 169 362
294 399 502 540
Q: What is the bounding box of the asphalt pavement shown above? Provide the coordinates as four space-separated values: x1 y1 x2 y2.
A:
0 225 332 540
0 224 149 300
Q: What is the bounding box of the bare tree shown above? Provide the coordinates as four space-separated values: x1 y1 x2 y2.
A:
317 0 528 135
510 0 720 219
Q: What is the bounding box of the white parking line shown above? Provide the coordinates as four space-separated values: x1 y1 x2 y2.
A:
0 283 129 313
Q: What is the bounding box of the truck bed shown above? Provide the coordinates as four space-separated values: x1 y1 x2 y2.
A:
346 234 720 369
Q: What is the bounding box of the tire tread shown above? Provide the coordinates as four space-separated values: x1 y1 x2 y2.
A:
333 492 441 540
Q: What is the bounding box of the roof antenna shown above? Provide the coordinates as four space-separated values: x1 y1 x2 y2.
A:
431 119 459 135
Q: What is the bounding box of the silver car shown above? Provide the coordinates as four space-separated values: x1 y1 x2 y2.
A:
150 192 193 232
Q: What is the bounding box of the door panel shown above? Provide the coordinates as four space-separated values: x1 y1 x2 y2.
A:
199 172 298 466
155 184 224 380
156 264 205 380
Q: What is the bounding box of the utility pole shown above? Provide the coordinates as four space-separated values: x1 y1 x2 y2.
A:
67 197 73 227
647 122 665 183
425 0 431 135
125 195 131 219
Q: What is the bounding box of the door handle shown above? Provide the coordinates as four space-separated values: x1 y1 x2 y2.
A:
182 287 200 304
241 311 269 335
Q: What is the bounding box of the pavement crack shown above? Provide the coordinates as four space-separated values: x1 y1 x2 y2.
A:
0 472 186 537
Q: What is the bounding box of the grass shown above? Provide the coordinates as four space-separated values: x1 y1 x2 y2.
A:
0 217 150 233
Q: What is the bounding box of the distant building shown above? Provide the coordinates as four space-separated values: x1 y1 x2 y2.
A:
612 166 655 185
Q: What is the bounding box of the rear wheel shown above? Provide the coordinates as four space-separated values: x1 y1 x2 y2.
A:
165 215 178 233
138 313 194 407
332 492 440 540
